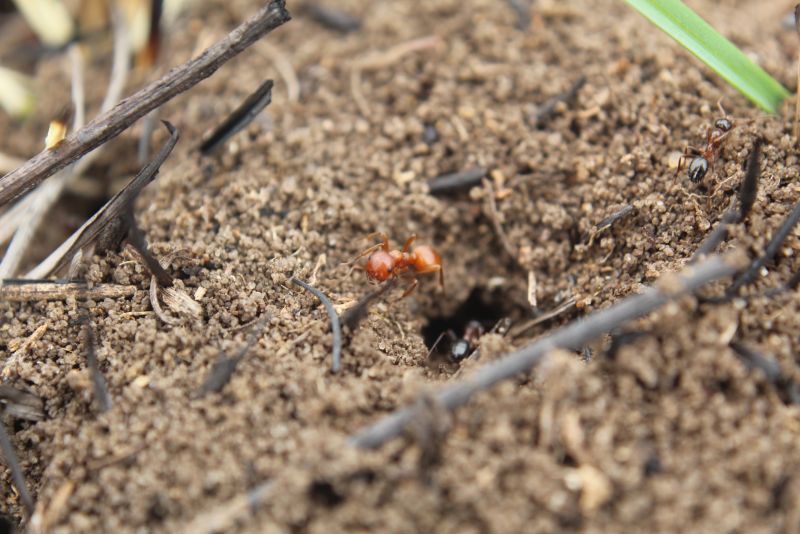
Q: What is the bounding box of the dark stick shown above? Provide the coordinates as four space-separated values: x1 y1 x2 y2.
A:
350 254 740 449
691 200 738 263
341 278 399 331
0 0 291 208
586 204 635 244
730 341 781 383
738 139 761 222
0 419 34 515
727 200 800 295
594 205 634 232
305 3 361 33
48 122 179 277
290 277 342 373
426 168 487 195
692 140 761 263
0 385 43 422
730 341 800 404
196 317 267 396
199 80 274 155
505 0 532 30
532 75 586 128
83 320 112 413
123 207 173 287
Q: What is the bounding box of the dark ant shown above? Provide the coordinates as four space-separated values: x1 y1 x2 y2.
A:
349 233 444 297
428 318 511 363
676 103 736 182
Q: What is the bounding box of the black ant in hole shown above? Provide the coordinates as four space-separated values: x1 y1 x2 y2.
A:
676 102 736 183
428 318 511 363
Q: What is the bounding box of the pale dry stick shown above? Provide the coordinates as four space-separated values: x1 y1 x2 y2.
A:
509 298 577 339
181 480 275 534
83 319 112 413
794 5 800 142
0 8 131 277
0 0 291 208
257 41 299 103
483 178 520 266
0 282 137 302
0 418 34 515
26 122 179 279
0 44 87 279
351 254 742 449
350 35 440 116
290 277 342 373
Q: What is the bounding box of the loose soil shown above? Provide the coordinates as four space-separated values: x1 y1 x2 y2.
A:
3 0 800 531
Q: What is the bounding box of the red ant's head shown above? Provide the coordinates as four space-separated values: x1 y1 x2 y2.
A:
365 250 396 282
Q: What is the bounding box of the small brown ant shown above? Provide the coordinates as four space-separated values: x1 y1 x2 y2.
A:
428 318 511 363
676 103 736 182
350 233 444 297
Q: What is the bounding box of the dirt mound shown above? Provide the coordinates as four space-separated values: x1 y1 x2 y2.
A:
2 0 800 531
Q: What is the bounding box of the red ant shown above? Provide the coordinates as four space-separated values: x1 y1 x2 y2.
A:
350 233 444 297
676 103 736 182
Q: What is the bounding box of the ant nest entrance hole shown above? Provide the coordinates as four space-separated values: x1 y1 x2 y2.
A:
421 287 522 362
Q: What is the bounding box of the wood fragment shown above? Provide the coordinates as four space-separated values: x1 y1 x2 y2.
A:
305 3 360 33
505 0 532 30
509 298 576 338
351 254 740 449
83 319 112 413
794 4 800 142
586 205 634 246
426 168 486 195
341 277 398 331
483 179 520 266
531 75 586 128
0 385 44 421
0 0 291 208
196 317 267 396
149 276 179 325
727 200 800 295
180 480 275 534
291 277 342 373
199 80 274 155
0 282 137 302
27 121 179 279
730 341 800 404
0 419 34 515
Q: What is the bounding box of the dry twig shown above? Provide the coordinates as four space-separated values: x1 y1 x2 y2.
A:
82 319 112 413
291 277 342 373
26 121 179 279
0 418 34 515
0 281 136 302
426 168 486 195
199 80 274 155
0 0 291 208
196 317 267 396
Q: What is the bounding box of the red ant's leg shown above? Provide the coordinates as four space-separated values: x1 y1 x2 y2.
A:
346 242 384 271
363 232 391 251
400 278 419 299
414 264 445 293
401 234 417 253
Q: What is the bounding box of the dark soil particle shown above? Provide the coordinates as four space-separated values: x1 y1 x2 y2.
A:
3 0 800 531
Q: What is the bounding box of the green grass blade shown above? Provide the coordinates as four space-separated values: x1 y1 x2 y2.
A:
623 0 790 113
